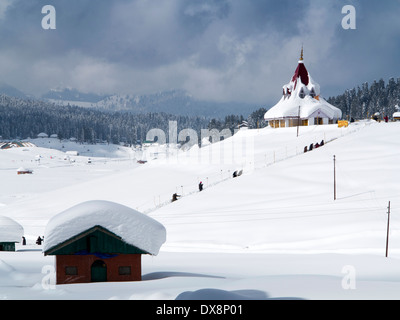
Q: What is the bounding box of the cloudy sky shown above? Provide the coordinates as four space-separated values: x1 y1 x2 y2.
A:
0 0 399 106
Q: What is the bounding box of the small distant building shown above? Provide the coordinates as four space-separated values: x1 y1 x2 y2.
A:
37 132 48 138
0 216 24 251
393 112 400 121
238 120 249 130
142 140 157 148
65 151 79 156
264 48 342 128
17 167 33 175
43 200 166 285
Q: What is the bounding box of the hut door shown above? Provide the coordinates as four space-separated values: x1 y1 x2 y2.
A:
91 260 107 282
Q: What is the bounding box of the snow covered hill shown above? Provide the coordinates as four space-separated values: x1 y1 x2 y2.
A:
1 121 400 300
44 89 257 118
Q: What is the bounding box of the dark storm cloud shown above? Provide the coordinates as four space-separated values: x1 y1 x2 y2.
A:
0 0 398 104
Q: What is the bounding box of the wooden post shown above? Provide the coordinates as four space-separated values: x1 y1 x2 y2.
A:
333 155 336 200
386 201 391 258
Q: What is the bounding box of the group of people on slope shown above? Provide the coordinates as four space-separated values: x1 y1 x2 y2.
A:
172 181 204 202
304 140 324 153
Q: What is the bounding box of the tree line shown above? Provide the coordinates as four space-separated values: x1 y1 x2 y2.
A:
327 77 400 120
0 94 269 145
0 95 210 145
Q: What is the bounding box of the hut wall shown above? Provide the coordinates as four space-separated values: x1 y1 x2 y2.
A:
0 242 15 251
55 254 142 284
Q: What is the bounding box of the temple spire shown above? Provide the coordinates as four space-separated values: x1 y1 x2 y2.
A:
299 45 304 61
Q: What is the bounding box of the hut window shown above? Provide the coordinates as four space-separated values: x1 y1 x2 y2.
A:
65 266 78 275
118 266 131 275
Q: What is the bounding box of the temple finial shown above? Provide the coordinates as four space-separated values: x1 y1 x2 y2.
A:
300 45 304 61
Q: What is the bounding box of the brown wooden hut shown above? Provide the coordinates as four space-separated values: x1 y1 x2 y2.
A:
43 200 166 285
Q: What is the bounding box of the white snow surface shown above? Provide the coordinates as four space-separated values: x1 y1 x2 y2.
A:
43 200 166 256
0 215 23 243
1 121 400 300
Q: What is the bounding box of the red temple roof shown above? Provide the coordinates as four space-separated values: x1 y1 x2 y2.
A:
291 61 309 88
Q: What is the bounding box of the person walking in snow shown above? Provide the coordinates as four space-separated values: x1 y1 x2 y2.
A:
36 236 43 245
199 181 203 192
172 193 180 202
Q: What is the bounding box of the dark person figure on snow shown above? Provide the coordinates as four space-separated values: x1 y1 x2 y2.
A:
199 181 203 191
36 236 43 245
172 193 180 202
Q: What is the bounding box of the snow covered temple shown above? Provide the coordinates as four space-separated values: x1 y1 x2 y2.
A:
264 48 342 128
43 200 166 284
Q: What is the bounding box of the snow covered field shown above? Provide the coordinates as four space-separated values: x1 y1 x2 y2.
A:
1 121 400 300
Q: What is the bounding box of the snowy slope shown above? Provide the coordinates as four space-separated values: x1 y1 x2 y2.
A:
1 121 400 300
154 121 400 255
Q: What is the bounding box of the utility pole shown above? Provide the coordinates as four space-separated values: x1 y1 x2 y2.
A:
333 155 336 200
386 201 391 258
297 106 301 137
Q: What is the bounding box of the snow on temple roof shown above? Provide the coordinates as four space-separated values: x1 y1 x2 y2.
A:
265 49 342 121
43 200 166 256
0 216 24 243
265 92 341 120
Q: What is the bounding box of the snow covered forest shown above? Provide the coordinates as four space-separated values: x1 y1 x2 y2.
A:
0 94 267 144
0 76 399 145
0 95 211 144
327 77 400 120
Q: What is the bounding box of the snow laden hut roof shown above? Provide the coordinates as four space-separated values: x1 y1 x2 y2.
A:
43 200 166 256
0 216 24 243
264 50 342 121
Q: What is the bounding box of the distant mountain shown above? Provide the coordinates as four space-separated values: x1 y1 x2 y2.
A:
0 83 30 99
42 88 258 119
42 88 109 103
